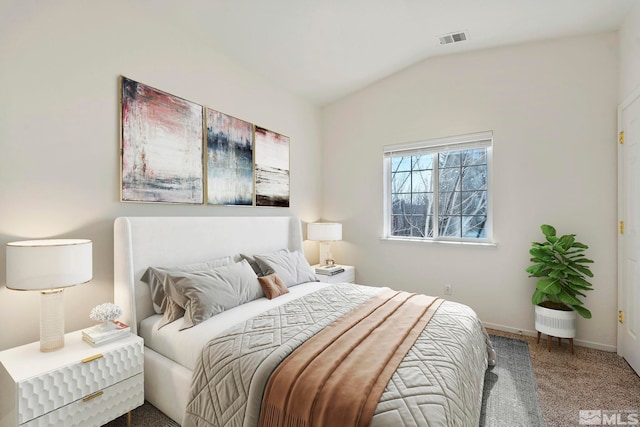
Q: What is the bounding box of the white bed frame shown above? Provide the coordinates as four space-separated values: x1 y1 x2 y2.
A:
114 216 304 424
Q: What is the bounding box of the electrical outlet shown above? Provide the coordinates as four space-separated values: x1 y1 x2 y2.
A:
444 284 452 296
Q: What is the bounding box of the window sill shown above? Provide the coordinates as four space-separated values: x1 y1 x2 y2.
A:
380 236 498 247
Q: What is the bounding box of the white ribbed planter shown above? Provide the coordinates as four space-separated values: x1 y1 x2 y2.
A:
535 305 576 338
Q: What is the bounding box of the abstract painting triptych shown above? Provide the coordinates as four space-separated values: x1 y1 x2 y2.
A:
120 76 290 207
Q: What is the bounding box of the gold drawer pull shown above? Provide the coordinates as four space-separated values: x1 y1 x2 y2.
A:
81 354 103 363
82 391 104 402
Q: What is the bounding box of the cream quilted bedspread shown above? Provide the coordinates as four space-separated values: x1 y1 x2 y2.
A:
183 283 495 427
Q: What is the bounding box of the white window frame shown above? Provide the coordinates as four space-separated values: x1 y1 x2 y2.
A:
383 131 494 245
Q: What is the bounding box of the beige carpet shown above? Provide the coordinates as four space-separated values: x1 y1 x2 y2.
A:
489 329 640 427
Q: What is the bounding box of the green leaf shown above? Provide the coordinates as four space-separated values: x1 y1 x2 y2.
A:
559 286 580 299
558 234 576 250
536 268 553 278
541 224 556 238
536 278 561 295
572 258 594 264
530 246 552 255
572 305 592 319
571 264 594 278
572 289 587 298
557 290 582 306
526 264 546 276
565 268 581 277
529 248 546 258
548 270 566 279
532 289 545 305
573 242 589 249
567 276 593 289
565 249 586 256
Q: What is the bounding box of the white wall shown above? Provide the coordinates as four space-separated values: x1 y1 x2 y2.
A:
322 34 619 350
0 1 323 351
620 0 640 100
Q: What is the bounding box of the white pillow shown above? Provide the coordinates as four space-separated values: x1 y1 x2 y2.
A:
161 259 263 330
141 256 233 314
254 250 318 287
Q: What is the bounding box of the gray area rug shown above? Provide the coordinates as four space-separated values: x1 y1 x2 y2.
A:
480 334 545 427
106 334 543 426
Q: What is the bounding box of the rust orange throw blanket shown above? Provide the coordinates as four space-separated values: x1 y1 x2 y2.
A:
259 289 444 427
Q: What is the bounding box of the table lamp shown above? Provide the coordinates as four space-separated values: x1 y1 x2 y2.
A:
307 222 342 265
5 239 92 352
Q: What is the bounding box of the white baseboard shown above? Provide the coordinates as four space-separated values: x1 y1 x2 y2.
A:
482 321 617 353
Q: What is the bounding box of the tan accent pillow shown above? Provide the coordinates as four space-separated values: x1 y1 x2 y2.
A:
258 273 289 300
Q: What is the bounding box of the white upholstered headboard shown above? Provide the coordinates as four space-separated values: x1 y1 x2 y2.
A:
114 216 304 334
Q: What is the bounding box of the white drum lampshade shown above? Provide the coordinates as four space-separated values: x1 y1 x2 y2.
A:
6 239 93 352
307 223 342 265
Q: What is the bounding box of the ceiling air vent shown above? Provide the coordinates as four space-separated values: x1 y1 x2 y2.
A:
438 31 468 45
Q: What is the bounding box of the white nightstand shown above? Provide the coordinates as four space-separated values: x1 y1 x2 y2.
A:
314 264 355 284
0 330 143 427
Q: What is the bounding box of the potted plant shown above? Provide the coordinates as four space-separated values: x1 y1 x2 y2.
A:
525 224 594 339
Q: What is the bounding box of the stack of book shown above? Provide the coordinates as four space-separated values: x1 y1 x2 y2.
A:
315 265 345 276
82 320 130 347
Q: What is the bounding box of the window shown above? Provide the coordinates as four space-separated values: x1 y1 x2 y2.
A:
383 131 493 243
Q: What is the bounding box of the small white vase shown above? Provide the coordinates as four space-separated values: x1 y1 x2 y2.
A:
535 305 576 338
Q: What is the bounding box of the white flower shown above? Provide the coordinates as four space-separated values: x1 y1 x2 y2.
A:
90 303 123 322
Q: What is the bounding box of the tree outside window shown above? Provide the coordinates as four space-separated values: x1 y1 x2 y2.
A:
385 132 492 243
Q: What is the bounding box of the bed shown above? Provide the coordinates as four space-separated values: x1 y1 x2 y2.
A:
114 216 495 427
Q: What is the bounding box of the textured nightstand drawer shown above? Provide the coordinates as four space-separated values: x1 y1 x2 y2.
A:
316 266 355 284
17 339 143 424
337 268 355 283
22 373 143 427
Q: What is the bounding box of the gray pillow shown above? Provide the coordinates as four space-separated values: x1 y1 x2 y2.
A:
141 256 232 314
161 259 263 330
239 253 266 276
254 250 318 288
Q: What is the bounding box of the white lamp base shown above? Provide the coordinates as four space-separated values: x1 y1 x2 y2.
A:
319 242 335 266
40 289 65 352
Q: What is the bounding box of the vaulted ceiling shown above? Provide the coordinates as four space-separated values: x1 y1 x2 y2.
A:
147 0 634 106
